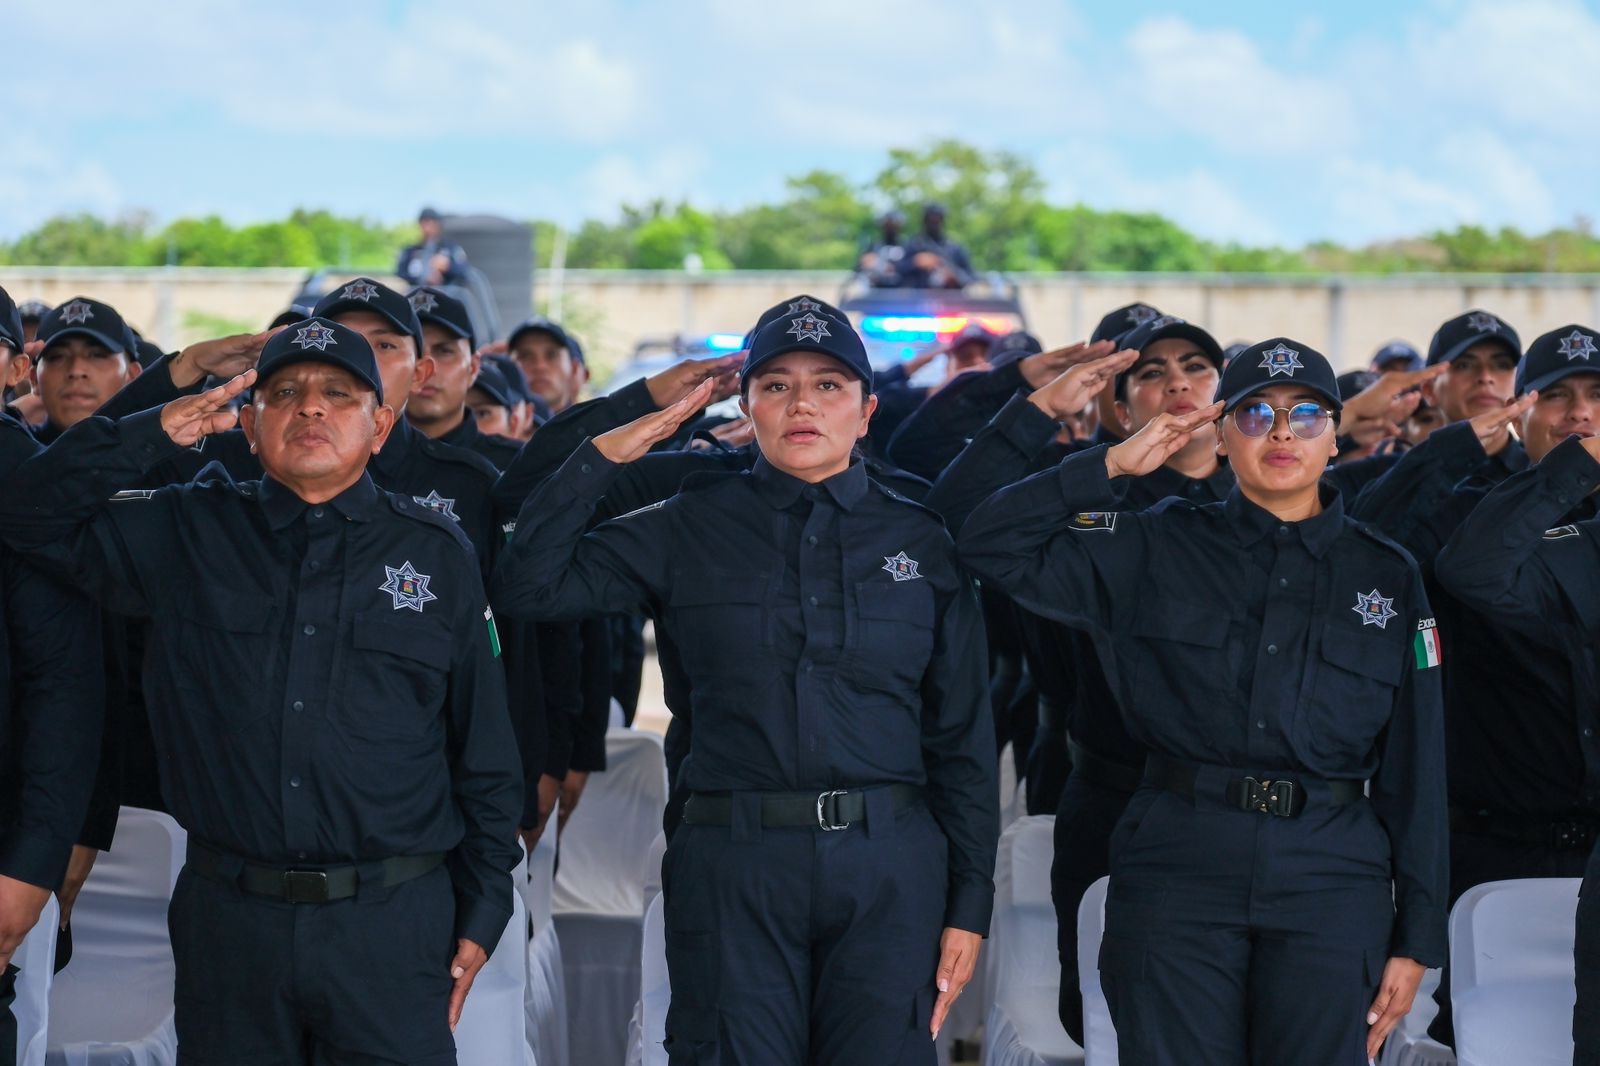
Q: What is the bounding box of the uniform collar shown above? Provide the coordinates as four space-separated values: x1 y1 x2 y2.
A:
750 455 868 512
1489 437 1530 477
1142 459 1234 502
259 472 380 530
438 414 480 449
1224 482 1345 559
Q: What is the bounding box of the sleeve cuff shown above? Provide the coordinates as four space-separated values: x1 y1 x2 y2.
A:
454 892 514 959
1539 435 1600 499
1389 916 1448 969
0 829 76 891
563 439 624 501
993 393 1061 454
1056 444 1123 511
121 407 187 471
613 377 660 418
944 880 995 937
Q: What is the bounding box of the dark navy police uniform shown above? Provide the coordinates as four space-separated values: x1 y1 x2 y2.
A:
0 320 522 1065
492 297 997 1066
960 339 1447 1065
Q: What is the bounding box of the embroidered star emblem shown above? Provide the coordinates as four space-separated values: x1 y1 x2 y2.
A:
379 561 438 612
409 290 439 313
1467 312 1503 334
882 550 922 582
1126 304 1159 326
412 490 460 522
1259 343 1304 378
340 279 381 302
60 300 94 325
1352 589 1398 629
787 312 832 344
291 322 338 351
785 297 824 316
1146 314 1184 330
1558 330 1597 362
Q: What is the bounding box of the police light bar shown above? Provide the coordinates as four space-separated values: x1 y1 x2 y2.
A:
704 333 745 351
859 314 1016 340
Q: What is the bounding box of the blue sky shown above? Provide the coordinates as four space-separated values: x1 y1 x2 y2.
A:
3 0 1596 249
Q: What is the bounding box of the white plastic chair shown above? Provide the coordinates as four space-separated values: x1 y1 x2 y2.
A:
523 826 568 1066
1450 878 1581 1066
1076 876 1117 1066
454 859 535 1066
999 741 1024 832
1377 967 1455 1066
11 894 59 1066
625 892 670 1066
983 815 1083 1066
552 729 668 1066
45 807 184 1066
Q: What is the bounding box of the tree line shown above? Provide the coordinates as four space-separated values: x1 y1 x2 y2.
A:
3 142 1596 275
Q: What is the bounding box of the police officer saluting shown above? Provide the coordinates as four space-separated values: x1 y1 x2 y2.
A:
960 340 1447 1064
0 319 521 1063
492 295 997 1064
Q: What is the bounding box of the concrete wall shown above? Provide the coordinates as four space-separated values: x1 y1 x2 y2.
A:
6 266 1600 378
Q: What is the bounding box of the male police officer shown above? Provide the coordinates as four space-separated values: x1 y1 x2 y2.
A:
396 207 470 287
507 316 588 416
406 287 520 470
0 319 521 1063
903 203 974 289
0 287 103 1063
30 297 141 443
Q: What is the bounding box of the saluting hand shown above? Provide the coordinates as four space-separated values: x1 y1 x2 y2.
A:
930 927 982 1040
1343 364 1448 433
1466 390 1537 449
594 378 716 465
645 354 743 409
1018 339 1118 390
446 937 489 1031
159 368 257 447
169 327 284 389
1028 347 1139 422
1104 400 1225 479
1365 955 1426 1059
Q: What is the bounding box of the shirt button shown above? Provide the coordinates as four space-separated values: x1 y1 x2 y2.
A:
289 776 301 788
311 507 324 519
1558 494 1570 505
309 560 321 572
808 595 819 607
580 464 592 474
297 852 307 860
292 700 304 712
807 535 818 547
303 624 316 636
1585 728 1595 738
1278 577 1288 588
1266 644 1278 655
803 661 814 673
1277 525 1290 536
1256 719 1266 729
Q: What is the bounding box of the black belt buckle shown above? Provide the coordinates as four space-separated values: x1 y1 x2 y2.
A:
1241 777 1297 818
1553 821 1596 852
816 790 851 832
282 869 330 903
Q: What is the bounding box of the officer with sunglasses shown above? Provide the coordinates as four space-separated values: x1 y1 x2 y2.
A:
961 339 1447 1065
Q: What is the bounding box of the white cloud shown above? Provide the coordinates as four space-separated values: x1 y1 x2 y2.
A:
1323 158 1482 242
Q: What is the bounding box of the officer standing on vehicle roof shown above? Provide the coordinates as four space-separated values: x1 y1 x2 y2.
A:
396 207 470 288
492 294 996 1064
0 319 522 1063
961 339 1446 1064
903 203 974 290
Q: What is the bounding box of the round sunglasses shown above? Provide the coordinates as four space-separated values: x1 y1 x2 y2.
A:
1230 401 1333 440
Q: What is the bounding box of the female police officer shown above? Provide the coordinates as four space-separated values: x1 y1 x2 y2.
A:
960 340 1447 1064
491 296 996 1065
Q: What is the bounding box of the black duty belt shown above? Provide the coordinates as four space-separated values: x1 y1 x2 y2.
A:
682 784 923 831
1450 808 1600 852
186 840 445 903
1067 737 1144 794
1146 753 1364 819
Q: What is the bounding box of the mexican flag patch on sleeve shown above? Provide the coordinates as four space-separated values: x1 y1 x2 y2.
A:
1414 617 1442 670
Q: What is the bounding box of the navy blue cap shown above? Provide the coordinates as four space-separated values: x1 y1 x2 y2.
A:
133 338 165 368
1427 310 1520 367
1215 337 1342 413
1337 369 1380 401
485 354 533 403
1092 303 1162 346
1114 316 1224 399
1370 340 1422 372
255 317 384 404
38 297 132 356
1517 325 1600 395
745 294 833 348
312 277 424 353
15 299 49 324
418 207 442 223
508 316 584 365
1222 342 1250 366
0 286 22 352
469 360 515 409
407 286 475 351
989 330 1043 367
741 295 872 390
269 306 310 330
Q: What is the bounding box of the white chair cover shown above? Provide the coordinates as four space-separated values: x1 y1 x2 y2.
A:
626 893 669 1066
999 742 1023 831
45 807 184 1066
1376 968 1455 1066
983 815 1082 1066
454 860 534 1066
641 833 666 907
11 894 58 1066
524 827 567 1066
1451 878 1581 1066
552 729 667 1066
1076 876 1116 1066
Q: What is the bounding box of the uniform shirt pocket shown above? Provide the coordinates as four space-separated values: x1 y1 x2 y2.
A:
173 588 275 733
843 579 935 695
1303 622 1403 763
337 609 453 752
667 571 772 679
1127 598 1237 717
